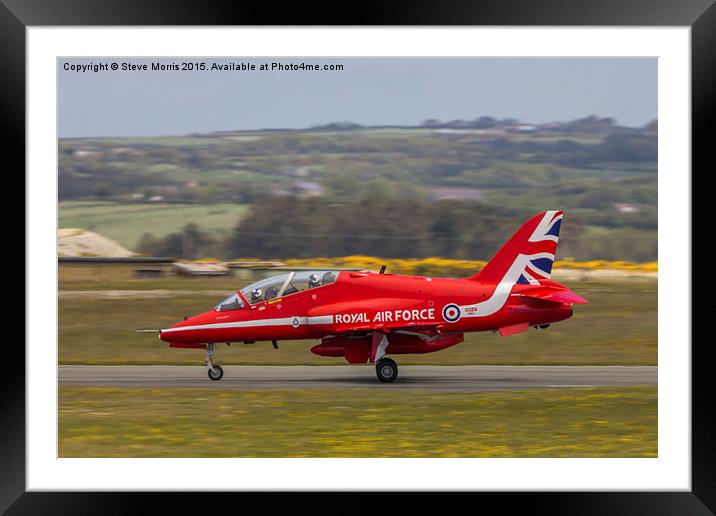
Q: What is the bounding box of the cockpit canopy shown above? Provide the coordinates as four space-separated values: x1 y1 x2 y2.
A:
214 292 245 312
214 270 339 311
242 270 339 304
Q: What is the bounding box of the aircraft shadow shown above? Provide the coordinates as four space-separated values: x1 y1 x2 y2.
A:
242 376 531 386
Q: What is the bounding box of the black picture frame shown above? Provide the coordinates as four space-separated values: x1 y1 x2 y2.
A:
7 0 710 513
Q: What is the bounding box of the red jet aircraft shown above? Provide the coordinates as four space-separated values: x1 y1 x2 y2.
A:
151 211 587 382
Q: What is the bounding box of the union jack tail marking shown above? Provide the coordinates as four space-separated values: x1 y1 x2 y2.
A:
469 211 563 284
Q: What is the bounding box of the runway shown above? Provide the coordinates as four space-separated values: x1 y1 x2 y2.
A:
59 365 657 392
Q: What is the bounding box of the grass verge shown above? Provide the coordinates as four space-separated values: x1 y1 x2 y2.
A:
59 385 657 458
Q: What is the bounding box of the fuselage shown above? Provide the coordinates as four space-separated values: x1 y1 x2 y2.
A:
151 210 586 382
159 270 573 345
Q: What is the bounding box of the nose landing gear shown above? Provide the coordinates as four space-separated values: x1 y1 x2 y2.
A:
206 343 224 381
208 365 224 381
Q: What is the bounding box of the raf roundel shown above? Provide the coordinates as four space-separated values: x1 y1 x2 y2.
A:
442 303 461 323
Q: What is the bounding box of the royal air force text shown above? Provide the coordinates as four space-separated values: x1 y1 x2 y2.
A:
335 309 436 325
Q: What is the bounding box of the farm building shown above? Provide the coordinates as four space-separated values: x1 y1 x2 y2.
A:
58 257 177 282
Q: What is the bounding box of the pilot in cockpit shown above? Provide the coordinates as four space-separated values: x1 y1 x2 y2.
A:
250 288 263 303
321 271 337 284
307 273 321 289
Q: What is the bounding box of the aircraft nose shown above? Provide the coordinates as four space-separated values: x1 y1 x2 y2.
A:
160 311 214 342
159 317 191 342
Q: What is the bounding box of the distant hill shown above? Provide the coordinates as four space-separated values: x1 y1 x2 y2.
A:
57 119 657 261
58 228 136 257
58 119 657 209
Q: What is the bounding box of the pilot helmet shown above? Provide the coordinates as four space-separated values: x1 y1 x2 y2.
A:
308 273 321 287
251 288 263 300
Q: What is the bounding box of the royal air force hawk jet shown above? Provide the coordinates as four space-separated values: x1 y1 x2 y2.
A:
148 211 587 383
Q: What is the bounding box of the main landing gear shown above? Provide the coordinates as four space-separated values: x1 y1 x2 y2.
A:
375 357 398 383
206 343 224 381
370 333 398 383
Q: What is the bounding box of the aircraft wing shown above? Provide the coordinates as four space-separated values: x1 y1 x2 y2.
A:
515 287 589 305
382 321 444 332
330 321 445 337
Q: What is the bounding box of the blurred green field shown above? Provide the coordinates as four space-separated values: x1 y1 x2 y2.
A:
59 201 248 250
58 385 656 457
59 277 657 366
80 136 228 146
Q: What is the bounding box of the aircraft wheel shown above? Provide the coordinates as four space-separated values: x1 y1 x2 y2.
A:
376 358 398 383
208 365 224 381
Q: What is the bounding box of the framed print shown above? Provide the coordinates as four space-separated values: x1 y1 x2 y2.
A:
7 0 712 512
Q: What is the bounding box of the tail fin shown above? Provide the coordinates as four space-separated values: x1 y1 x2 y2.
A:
469 211 563 284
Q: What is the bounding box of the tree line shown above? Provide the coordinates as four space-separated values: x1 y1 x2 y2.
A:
137 197 657 262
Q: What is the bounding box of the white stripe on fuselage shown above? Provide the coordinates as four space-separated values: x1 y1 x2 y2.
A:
455 212 560 318
459 252 554 317
161 315 334 333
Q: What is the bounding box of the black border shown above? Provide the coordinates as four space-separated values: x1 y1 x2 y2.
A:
7 0 712 513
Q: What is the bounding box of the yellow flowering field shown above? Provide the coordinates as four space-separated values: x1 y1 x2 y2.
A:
274 256 658 277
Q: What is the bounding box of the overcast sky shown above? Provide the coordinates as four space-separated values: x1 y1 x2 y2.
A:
58 57 657 138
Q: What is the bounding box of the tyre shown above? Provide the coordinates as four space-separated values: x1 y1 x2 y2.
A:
208 364 224 381
375 358 398 383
